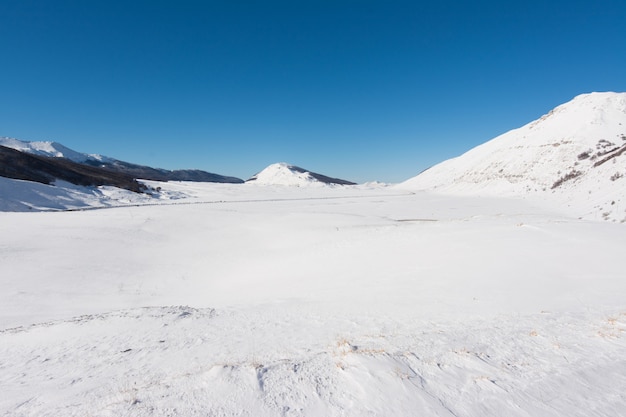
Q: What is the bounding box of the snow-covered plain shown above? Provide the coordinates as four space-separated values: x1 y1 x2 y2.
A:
1 180 625 416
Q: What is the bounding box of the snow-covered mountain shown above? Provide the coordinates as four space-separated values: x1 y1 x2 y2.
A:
0 137 115 164
0 137 243 183
400 92 626 222
247 162 356 186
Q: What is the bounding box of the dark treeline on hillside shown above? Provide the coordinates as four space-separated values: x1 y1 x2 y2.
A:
0 145 147 193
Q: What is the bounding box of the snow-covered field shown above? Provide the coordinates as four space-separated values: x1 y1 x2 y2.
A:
1 181 625 416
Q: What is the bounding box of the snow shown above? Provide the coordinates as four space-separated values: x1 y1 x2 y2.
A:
0 177 157 212
247 162 344 186
1 180 625 416
0 136 114 164
2 92 626 415
399 92 626 222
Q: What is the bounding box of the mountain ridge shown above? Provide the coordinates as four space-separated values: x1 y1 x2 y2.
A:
0 145 147 193
0 137 244 184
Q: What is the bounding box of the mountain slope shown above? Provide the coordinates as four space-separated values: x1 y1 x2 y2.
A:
0 137 114 163
246 163 356 186
83 159 244 183
0 137 244 183
0 145 146 193
400 92 626 222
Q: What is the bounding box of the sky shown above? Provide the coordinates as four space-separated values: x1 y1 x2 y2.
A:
1 0 626 183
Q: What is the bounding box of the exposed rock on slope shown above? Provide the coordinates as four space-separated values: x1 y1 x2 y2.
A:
400 92 626 222
246 163 356 186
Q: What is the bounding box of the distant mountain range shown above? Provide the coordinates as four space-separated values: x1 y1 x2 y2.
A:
0 137 356 195
400 92 626 222
0 137 244 191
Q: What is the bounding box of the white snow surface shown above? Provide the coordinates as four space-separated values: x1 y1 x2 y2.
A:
1 180 625 416
0 177 159 212
247 162 341 186
399 92 626 223
0 136 113 163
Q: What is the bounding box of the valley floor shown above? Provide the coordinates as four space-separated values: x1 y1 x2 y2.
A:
1 183 624 416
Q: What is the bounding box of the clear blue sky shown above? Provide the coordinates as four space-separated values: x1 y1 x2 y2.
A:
2 0 625 183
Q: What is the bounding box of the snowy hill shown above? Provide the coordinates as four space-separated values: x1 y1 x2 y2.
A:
0 137 114 163
0 137 243 183
399 92 626 222
0 145 148 194
247 162 356 186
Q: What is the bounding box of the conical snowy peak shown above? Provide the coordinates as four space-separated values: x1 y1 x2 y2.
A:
246 163 355 186
399 92 626 222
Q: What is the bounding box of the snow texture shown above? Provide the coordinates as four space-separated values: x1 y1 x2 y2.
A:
1 181 625 416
